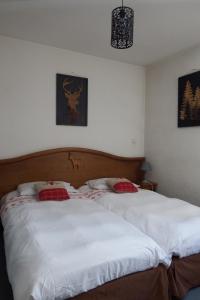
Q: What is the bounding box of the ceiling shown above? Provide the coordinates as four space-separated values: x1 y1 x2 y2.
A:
0 0 200 66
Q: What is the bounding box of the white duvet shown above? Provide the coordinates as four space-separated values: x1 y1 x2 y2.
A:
93 189 200 258
1 195 169 300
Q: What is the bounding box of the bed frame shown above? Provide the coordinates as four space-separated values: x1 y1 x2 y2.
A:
0 147 200 300
0 147 145 198
0 147 172 300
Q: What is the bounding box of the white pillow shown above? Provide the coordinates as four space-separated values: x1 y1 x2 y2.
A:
52 181 78 193
18 181 45 196
1 190 19 206
78 185 93 193
86 178 140 190
17 181 76 196
86 178 113 190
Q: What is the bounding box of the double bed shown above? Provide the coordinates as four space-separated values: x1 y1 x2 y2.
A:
0 147 169 300
0 147 200 300
1 193 169 300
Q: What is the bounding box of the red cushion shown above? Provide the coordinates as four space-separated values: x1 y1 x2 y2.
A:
38 188 70 201
113 182 138 193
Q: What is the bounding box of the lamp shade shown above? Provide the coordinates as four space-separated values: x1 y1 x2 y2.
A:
141 161 152 172
111 5 134 49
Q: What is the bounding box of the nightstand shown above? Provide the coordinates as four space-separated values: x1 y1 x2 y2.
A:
140 181 157 191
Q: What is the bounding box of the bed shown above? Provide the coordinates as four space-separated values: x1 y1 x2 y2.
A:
82 183 200 299
0 147 169 300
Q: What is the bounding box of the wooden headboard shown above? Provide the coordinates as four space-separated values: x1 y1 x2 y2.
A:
0 147 145 197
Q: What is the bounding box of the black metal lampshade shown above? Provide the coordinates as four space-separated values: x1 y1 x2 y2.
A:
111 1 134 49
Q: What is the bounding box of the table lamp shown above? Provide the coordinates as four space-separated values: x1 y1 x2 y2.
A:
141 161 152 182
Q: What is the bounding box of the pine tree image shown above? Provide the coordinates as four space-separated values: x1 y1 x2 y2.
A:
180 80 194 120
194 86 200 120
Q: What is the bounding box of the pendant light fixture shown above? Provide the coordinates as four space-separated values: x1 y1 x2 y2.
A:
111 0 134 49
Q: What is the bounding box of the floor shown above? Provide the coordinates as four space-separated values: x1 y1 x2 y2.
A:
182 288 200 300
0 223 200 300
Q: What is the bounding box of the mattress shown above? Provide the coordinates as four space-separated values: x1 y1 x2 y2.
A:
79 187 200 298
0 192 169 300
89 188 200 258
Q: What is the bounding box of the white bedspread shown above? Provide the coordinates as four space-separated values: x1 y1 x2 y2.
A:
1 195 169 300
93 189 200 258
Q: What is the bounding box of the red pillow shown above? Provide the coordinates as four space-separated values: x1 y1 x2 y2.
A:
107 178 138 193
112 182 138 193
38 188 70 201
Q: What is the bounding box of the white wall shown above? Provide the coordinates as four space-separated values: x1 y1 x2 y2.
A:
146 46 200 205
0 35 145 159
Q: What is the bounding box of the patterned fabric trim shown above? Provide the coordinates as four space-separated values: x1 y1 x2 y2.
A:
0 190 107 218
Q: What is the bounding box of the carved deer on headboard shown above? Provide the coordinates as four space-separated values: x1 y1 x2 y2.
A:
69 153 81 170
63 79 83 123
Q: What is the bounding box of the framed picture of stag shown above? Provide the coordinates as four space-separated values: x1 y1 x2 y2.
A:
56 74 88 126
178 71 200 127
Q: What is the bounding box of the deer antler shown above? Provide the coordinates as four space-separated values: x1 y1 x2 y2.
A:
63 79 73 92
73 84 83 97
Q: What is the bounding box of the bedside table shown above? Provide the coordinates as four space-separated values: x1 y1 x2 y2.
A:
140 181 157 191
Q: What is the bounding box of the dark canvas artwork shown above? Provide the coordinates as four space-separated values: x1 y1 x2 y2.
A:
56 74 88 126
178 71 200 127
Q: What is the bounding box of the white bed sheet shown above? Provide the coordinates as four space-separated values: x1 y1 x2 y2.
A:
91 189 200 258
1 194 169 300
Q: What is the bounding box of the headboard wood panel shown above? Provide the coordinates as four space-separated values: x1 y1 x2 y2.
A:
0 148 145 197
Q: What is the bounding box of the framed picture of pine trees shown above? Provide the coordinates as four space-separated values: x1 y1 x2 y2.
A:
178 71 200 127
